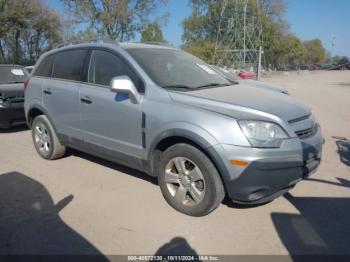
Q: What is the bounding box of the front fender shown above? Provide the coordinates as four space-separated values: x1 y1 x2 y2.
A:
146 122 232 181
147 122 220 160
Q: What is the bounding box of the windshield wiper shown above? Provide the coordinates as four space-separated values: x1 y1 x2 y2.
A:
194 83 232 89
163 83 232 91
228 80 240 85
163 85 196 90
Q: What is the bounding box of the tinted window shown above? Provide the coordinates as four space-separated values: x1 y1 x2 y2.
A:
88 50 142 90
52 49 87 81
0 66 29 84
34 54 55 77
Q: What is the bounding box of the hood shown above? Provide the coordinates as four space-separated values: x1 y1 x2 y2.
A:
169 83 311 122
0 83 24 99
242 79 288 94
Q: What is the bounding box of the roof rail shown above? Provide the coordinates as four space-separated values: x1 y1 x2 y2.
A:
140 41 174 48
53 37 117 49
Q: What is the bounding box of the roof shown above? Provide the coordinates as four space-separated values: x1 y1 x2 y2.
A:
119 42 176 50
52 41 177 52
36 41 179 63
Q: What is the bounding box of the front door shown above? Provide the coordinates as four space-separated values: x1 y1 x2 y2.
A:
79 49 144 161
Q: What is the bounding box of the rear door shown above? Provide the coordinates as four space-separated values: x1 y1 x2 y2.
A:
43 49 88 139
79 48 144 160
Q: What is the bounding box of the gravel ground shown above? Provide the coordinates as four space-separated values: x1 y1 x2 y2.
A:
0 70 349 257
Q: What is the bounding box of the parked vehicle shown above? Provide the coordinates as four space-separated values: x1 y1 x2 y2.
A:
299 64 310 70
329 56 350 70
238 71 256 79
320 64 333 70
25 42 324 216
0 65 28 128
211 65 289 94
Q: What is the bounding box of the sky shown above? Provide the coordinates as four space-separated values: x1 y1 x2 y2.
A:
285 0 350 57
45 0 350 57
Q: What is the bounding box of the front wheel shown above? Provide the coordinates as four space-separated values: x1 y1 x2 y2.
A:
32 115 66 160
158 143 225 216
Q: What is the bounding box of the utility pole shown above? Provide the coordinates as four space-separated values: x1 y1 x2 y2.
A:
331 36 336 64
257 46 262 80
243 0 247 68
213 0 263 72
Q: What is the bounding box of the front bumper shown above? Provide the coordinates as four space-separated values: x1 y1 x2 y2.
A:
210 125 323 204
0 101 26 128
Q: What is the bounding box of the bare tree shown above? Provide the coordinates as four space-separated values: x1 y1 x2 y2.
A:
0 0 62 64
62 0 168 41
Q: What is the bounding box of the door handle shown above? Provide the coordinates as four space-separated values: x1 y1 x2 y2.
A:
43 89 52 95
80 96 92 104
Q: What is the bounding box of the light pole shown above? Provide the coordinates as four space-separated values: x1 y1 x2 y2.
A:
331 36 336 64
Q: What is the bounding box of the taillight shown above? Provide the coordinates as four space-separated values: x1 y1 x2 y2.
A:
24 77 32 90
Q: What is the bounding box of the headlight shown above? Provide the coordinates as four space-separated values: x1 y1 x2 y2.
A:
238 120 289 148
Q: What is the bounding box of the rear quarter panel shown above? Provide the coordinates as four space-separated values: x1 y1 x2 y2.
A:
24 77 44 118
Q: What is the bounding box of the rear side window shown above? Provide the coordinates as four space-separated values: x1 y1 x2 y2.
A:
88 49 142 91
52 49 87 81
34 54 55 77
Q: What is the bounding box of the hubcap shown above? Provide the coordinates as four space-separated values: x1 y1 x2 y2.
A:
34 123 51 154
165 157 205 206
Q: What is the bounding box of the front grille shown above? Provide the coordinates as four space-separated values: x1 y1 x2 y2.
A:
288 114 311 124
295 124 318 139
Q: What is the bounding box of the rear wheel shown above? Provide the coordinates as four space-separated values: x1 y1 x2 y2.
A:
158 143 225 216
32 115 66 160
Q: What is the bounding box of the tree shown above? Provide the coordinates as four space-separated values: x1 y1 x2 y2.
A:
0 0 62 64
283 34 306 65
303 39 326 64
62 0 168 41
141 23 164 42
183 40 215 63
330 55 343 64
181 0 292 68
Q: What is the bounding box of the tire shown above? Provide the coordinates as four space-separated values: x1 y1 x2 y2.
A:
31 115 66 160
158 143 225 216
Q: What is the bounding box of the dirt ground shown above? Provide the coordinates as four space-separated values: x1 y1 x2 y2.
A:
0 70 349 257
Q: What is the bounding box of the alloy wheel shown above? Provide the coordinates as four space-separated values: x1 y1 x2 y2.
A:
164 157 206 206
34 123 51 154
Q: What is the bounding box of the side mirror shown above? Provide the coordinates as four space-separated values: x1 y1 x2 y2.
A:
110 75 141 104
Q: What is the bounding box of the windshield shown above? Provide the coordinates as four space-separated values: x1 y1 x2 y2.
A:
210 65 241 82
0 66 28 84
126 48 231 89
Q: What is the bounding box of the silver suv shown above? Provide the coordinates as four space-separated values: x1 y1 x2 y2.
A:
24 42 323 216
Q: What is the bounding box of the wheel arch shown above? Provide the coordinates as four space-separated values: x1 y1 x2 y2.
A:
148 129 230 191
26 105 57 133
27 107 44 127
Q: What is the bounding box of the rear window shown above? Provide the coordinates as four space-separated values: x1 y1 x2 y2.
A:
0 66 28 84
34 54 55 77
52 49 87 81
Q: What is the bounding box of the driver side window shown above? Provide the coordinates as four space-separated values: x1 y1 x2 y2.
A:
88 49 142 91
